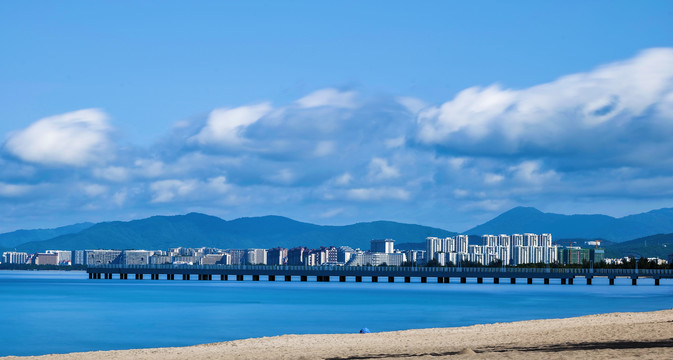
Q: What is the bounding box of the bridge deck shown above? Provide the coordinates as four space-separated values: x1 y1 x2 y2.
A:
87 264 673 282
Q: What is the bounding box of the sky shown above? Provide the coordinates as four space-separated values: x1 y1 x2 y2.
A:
1 1 673 233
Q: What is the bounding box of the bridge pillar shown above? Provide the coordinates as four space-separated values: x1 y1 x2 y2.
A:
237 275 244 281
561 278 566 285
388 276 394 283
494 278 499 284
460 277 466 284
511 278 516 284
286 275 292 282
324 276 330 282
632 278 637 286
182 274 189 280
317 276 323 282
421 277 427 283
527 278 533 285
301 275 308 282
198 274 202 280
586 277 592 285
405 277 411 283
609 278 614 285
568 278 573 285
372 276 378 283
340 276 346 282
89 273 93 279
138 274 143 280
655 278 660 286
221 274 227 281
477 277 483 284
269 275 275 282
444 277 450 284
438 277 443 283
544 278 549 285
253 275 260 281
355 276 362 283
104 273 108 279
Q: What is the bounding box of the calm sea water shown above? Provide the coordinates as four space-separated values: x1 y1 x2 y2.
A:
1 271 672 357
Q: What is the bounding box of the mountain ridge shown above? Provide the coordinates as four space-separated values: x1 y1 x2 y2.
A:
465 206 673 242
14 213 457 252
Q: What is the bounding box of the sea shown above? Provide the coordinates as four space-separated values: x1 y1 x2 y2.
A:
1 270 672 357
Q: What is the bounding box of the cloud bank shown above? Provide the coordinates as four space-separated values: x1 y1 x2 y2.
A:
2 50 673 231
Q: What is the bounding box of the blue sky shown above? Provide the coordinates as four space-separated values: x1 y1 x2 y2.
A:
1 1 672 232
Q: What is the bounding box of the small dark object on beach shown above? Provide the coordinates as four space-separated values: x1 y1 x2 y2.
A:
359 328 371 334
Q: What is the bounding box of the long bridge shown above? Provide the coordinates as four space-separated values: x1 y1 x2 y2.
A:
87 264 673 285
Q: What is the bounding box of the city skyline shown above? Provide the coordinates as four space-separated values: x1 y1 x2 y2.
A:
1 2 673 233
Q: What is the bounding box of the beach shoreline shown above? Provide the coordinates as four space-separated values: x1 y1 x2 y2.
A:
3 308 672 359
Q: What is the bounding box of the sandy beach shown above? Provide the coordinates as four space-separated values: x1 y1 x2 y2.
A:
4 309 672 360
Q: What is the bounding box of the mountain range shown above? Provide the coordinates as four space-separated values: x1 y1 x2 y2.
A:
10 213 456 253
2 206 673 257
465 207 673 242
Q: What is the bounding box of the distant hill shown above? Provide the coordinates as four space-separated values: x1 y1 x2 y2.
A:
604 233 673 259
465 207 673 242
0 222 93 249
14 213 457 252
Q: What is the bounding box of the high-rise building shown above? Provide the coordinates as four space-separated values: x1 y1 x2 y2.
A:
370 239 395 253
267 247 288 265
2 251 29 264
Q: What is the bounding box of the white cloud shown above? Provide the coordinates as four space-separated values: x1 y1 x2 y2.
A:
296 88 357 109
508 161 559 185
484 173 504 185
149 176 231 203
5 109 113 167
318 208 344 218
416 48 673 159
93 166 130 182
266 169 295 185
333 173 353 186
385 136 405 149
367 158 400 181
313 141 335 157
190 103 272 146
0 182 35 197
347 187 410 201
82 184 108 197
396 96 428 114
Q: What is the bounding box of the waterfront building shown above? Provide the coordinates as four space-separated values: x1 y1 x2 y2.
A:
287 247 307 265
455 235 469 253
71 250 85 265
426 236 455 261
482 235 497 247
403 250 426 265
370 239 395 253
346 251 406 266
122 250 153 265
2 251 29 264
246 249 267 265
46 250 72 265
267 247 288 265
337 246 356 264
322 246 338 264
34 253 58 265
85 250 122 265
150 255 172 265
227 249 246 265
201 254 227 265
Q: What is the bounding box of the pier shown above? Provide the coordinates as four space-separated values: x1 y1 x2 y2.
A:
87 265 673 285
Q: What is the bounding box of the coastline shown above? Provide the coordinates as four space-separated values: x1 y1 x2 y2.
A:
4 309 672 360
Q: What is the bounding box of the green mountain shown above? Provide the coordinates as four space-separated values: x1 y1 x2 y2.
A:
14 213 457 252
0 222 93 249
604 233 673 259
465 207 673 242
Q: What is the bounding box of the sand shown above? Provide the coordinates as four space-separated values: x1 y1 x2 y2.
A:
4 309 673 360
